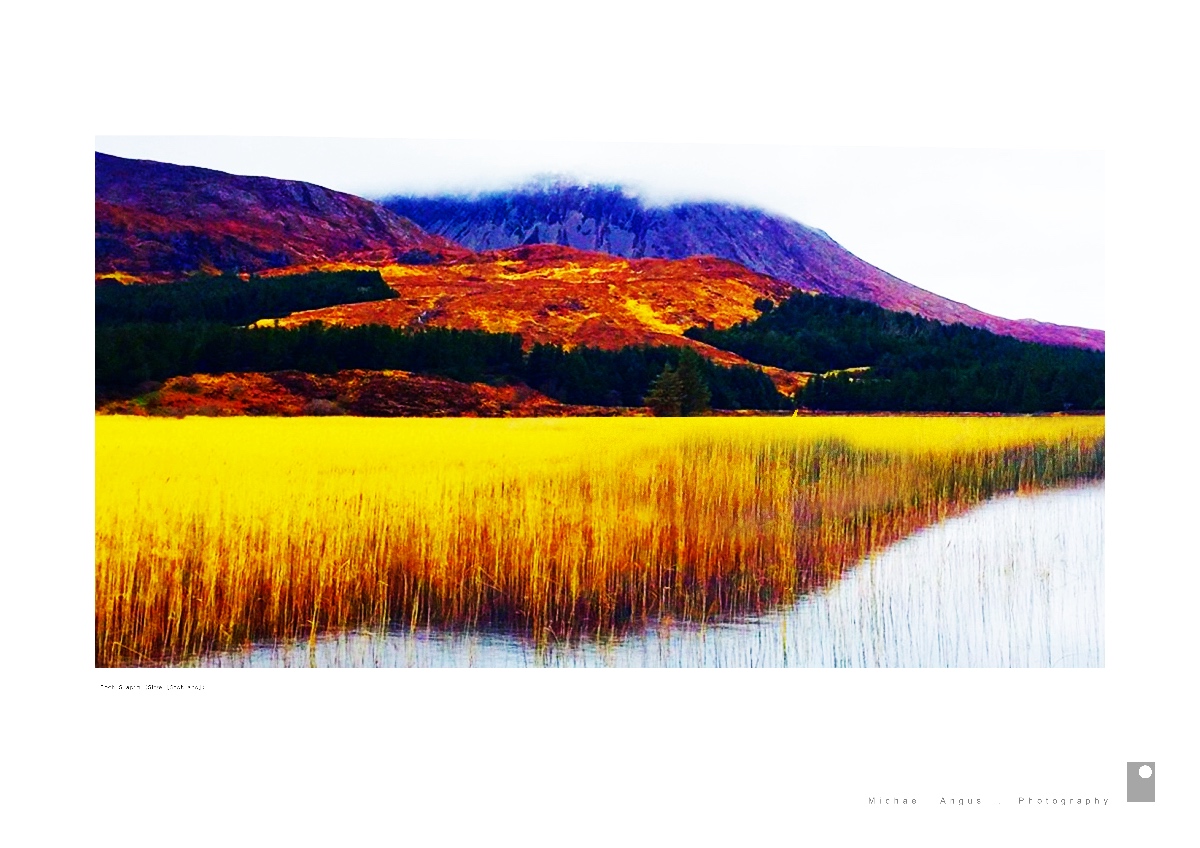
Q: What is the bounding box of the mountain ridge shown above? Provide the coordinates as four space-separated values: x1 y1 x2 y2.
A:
383 186 1103 351
95 152 468 282
92 154 1103 358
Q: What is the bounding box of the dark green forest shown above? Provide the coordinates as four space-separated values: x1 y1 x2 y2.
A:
523 341 784 410
685 293 1104 413
96 270 397 326
96 321 787 411
96 272 1104 414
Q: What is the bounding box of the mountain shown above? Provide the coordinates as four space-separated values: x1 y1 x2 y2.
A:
384 186 1104 352
266 243 807 394
95 153 467 282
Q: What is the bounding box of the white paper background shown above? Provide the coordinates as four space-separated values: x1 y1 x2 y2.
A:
6 0 1196 843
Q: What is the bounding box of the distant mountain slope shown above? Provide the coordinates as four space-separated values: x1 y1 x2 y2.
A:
96 153 467 282
384 186 1104 351
269 244 807 394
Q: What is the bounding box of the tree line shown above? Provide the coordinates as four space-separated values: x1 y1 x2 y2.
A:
96 320 788 412
96 270 1103 414
685 293 1104 413
96 270 397 326
523 341 784 410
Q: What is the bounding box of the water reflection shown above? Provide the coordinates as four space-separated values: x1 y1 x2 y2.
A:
201 481 1103 668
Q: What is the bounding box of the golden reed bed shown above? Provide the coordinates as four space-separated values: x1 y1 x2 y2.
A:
95 416 1104 666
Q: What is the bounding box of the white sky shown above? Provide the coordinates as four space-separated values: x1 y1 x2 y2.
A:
95 136 1105 331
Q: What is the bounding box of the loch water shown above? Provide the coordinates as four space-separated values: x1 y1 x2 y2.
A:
198 481 1104 668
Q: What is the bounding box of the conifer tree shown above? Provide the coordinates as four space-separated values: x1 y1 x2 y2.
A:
644 365 684 416
676 348 711 415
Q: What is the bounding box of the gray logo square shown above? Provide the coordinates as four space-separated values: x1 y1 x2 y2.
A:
1127 762 1155 802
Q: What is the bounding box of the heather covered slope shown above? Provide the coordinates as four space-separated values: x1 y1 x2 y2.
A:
96 153 467 282
384 186 1104 352
96 370 615 418
268 244 806 391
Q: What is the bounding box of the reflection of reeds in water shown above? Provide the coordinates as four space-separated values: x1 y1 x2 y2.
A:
95 416 1104 667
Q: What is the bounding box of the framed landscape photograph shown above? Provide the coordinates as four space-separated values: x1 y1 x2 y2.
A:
10 2 1189 842
93 138 1104 669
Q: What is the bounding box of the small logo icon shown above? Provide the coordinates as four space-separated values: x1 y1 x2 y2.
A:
1127 762 1155 802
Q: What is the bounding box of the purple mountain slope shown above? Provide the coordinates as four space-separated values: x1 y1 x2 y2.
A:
384 186 1103 351
96 153 467 281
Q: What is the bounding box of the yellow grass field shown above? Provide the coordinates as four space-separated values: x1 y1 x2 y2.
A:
95 415 1105 666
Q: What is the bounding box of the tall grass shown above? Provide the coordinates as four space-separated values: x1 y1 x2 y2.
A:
204 482 1103 668
95 416 1104 666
